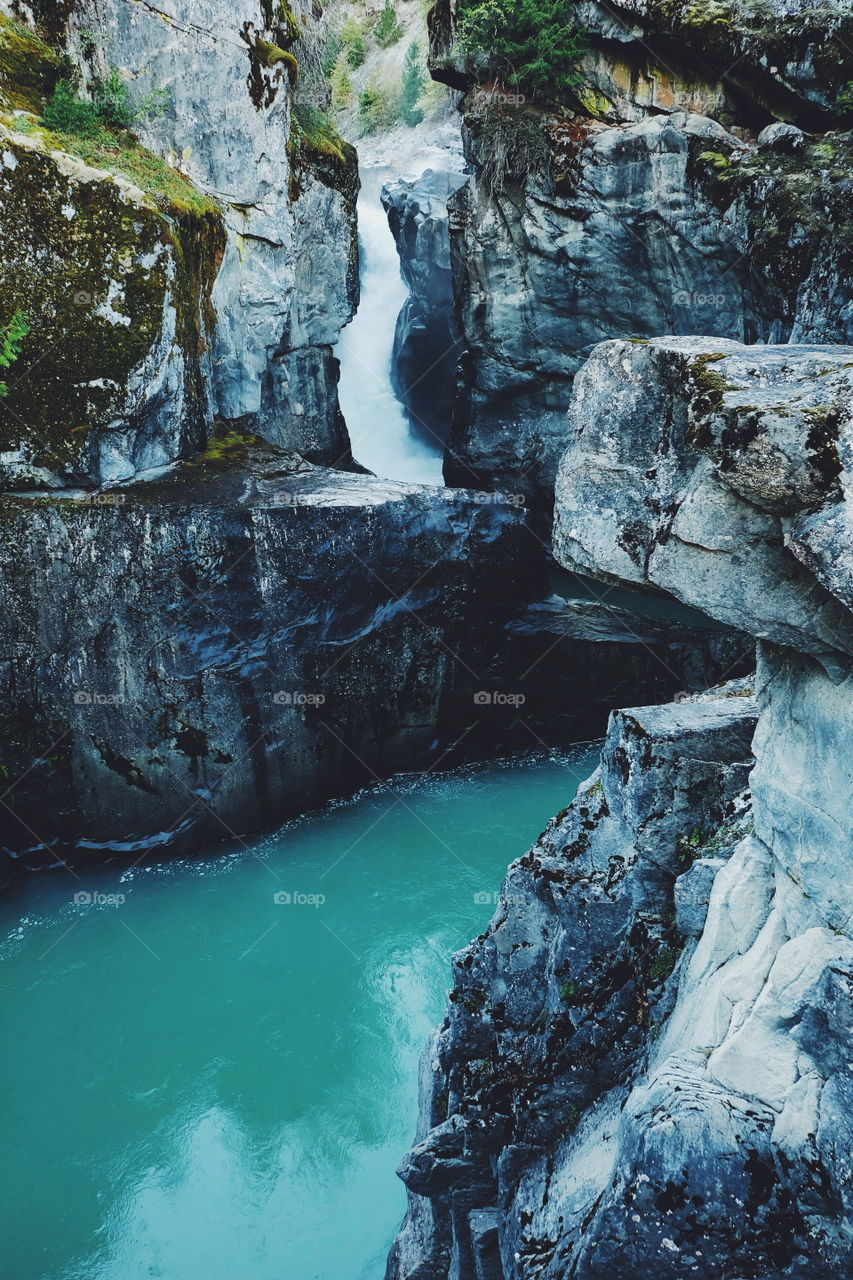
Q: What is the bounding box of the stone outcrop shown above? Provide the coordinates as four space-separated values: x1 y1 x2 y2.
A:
0 0 359 487
382 168 468 443
0 120 225 488
554 338 853 669
389 340 853 1279
0 448 538 873
429 0 853 125
427 0 853 506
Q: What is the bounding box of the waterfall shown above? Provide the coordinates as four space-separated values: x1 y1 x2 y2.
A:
336 167 446 486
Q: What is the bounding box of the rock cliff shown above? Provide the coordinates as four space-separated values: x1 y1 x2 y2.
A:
389 340 853 1279
424 0 853 505
383 168 468 443
0 448 537 873
0 0 358 487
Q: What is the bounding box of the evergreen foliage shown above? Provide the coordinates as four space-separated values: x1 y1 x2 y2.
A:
400 41 425 125
374 0 404 48
43 68 169 138
457 0 586 101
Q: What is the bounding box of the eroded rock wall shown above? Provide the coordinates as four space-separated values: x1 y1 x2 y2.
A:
383 168 468 443
389 340 853 1279
427 0 853 505
0 449 537 872
0 0 359 486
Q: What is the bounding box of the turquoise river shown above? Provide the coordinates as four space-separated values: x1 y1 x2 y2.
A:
0 747 599 1280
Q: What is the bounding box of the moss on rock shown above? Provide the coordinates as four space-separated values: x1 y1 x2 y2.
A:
0 13 60 113
0 127 225 480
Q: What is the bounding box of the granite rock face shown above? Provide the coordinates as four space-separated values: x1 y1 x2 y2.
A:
427 0 853 505
0 450 538 871
553 338 853 668
0 0 358 487
443 112 752 502
383 168 469 444
389 342 853 1279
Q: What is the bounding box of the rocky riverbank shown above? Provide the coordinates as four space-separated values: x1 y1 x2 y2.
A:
388 339 853 1279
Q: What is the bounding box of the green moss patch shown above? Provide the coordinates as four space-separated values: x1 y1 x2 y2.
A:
0 13 60 113
0 131 224 477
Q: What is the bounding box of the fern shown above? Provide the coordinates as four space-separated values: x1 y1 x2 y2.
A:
0 312 29 398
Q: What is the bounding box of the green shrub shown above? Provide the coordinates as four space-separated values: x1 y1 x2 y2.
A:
358 76 396 133
291 101 347 161
330 54 353 110
43 78 100 134
42 68 169 140
400 40 425 125
0 312 29 398
321 32 343 78
458 0 586 102
342 17 366 68
374 0 404 48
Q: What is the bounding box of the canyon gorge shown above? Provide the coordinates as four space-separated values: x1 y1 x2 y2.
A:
0 0 851 1277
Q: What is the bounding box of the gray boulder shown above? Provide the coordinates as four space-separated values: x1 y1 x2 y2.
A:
553 337 853 668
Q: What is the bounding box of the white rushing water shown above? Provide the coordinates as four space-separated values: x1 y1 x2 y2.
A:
336 166 446 485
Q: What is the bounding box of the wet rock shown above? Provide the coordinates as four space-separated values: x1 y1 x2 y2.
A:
391 338 853 1279
389 682 758 1279
427 0 853 507
0 449 541 869
0 1 359 486
382 169 468 445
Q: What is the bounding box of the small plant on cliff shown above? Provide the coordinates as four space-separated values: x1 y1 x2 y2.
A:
43 68 169 138
468 99 551 194
342 18 366 68
457 0 586 102
676 827 706 865
358 75 397 134
374 0 404 48
0 312 29 398
400 41 425 125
